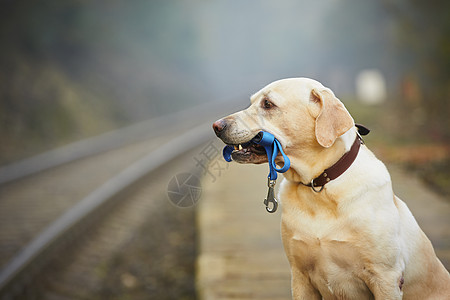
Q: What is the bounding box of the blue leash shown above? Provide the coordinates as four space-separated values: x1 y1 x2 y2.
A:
222 131 290 213
253 131 290 180
222 131 290 180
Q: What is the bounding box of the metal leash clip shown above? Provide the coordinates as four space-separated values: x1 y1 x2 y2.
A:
264 179 278 213
223 131 289 214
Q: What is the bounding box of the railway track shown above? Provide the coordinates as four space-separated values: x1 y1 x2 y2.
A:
37 149 201 299
0 132 180 271
0 99 244 299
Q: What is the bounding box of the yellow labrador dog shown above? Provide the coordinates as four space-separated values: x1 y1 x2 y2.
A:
212 78 450 299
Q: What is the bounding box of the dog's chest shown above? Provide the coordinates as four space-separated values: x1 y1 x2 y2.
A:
282 216 373 298
280 198 374 298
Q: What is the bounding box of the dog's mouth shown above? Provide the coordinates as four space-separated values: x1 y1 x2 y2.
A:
227 135 268 164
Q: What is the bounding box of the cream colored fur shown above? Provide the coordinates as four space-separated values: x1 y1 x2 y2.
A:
217 78 450 299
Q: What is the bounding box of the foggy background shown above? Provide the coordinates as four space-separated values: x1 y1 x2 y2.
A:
0 1 449 298
0 0 449 171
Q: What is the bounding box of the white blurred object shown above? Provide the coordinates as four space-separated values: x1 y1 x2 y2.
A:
356 69 387 105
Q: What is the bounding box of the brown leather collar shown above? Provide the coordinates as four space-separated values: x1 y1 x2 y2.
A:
303 124 369 192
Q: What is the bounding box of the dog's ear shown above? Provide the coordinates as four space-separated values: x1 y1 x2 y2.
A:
311 88 354 148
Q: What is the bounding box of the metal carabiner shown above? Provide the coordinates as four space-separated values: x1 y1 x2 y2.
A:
264 179 278 213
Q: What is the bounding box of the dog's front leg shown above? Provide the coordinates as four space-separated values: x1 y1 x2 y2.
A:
363 269 404 300
368 284 403 300
290 268 321 300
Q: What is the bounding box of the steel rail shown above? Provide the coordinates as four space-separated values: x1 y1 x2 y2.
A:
0 99 244 298
0 98 244 185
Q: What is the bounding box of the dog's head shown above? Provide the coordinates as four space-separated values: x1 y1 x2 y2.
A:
213 78 354 170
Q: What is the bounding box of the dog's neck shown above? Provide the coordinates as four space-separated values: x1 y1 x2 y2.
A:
281 128 357 185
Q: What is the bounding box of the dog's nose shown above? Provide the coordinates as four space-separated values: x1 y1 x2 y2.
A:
212 119 227 137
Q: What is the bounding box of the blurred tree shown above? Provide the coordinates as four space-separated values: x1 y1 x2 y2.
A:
0 0 208 163
0 1 121 162
321 0 449 141
383 0 450 141
320 0 393 73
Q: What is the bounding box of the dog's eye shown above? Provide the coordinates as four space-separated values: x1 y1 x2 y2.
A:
262 98 274 109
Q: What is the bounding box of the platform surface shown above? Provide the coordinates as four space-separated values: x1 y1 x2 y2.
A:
196 163 450 300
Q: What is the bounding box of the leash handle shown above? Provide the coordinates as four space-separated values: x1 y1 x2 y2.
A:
221 131 291 181
252 132 290 180
272 139 290 173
